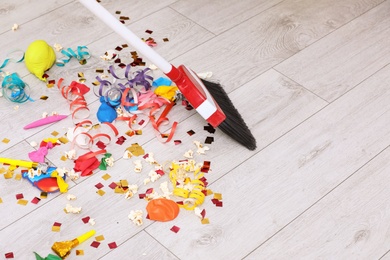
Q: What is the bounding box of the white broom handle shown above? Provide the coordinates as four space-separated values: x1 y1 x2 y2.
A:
79 0 173 74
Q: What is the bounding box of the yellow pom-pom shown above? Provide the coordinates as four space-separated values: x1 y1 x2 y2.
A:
25 40 56 81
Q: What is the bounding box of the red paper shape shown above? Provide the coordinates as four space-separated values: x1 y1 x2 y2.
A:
174 140 181 145
145 188 153 194
108 242 117 249
96 141 106 149
82 216 90 224
74 152 101 176
138 194 146 199
90 241 101 248
95 183 104 189
170 225 180 233
108 182 118 189
5 252 14 259
15 193 24 200
31 197 41 204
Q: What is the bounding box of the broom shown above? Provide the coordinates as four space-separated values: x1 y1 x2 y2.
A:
79 0 256 150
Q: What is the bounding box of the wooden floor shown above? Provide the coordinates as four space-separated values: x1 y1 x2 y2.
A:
1 0 390 259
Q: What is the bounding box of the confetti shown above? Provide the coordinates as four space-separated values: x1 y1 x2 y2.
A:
15 193 24 200
14 173 22 180
31 197 41 204
108 182 118 189
204 124 216 134
40 192 48 199
40 96 49 100
174 140 182 145
213 193 222 200
5 252 14 259
0 197 2 203
187 130 195 136
4 171 13 179
96 140 106 149
119 16 130 20
82 216 91 224
163 38 169 42
102 173 111 180
95 183 104 189
75 250 84 255
145 29 153 34
52 222 62 232
95 235 105 241
2 138 10 144
96 190 106 196
205 136 214 144
108 242 118 249
201 218 210 224
17 199 28 205
51 131 59 137
170 225 180 233
116 136 126 145
90 241 100 248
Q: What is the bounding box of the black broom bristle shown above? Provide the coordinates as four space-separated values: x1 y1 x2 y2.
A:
201 79 257 150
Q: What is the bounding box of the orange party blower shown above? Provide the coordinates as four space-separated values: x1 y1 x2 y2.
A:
51 230 95 259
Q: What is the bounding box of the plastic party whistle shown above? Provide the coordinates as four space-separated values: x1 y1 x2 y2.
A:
0 157 38 168
24 114 68 129
52 230 96 258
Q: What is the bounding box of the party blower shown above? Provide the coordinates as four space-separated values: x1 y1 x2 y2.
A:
79 0 256 150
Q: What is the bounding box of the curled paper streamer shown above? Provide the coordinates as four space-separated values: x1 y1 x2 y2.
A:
1 73 33 103
56 46 90 66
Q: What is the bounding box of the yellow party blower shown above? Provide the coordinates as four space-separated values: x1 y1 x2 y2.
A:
52 230 96 259
0 157 38 168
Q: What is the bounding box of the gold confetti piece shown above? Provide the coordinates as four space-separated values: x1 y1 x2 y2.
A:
206 189 213 196
78 72 84 78
95 235 105 241
76 250 84 256
14 173 22 180
102 173 111 180
4 171 13 179
0 168 5 174
120 179 128 187
79 59 87 65
40 192 48 199
58 137 69 144
201 218 210 224
40 96 49 100
2 138 10 144
92 80 100 86
51 225 61 232
51 131 59 137
0 198 3 203
163 38 169 42
17 199 28 206
95 68 104 73
96 190 105 196
60 155 67 161
213 193 222 200
114 186 125 194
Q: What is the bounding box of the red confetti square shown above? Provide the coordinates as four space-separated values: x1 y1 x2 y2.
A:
145 188 153 194
187 130 195 136
96 141 106 149
170 225 180 233
109 182 118 189
90 241 101 248
116 136 126 145
53 222 62 227
174 140 182 145
118 63 126 68
138 193 146 199
82 216 90 224
216 201 223 207
15 193 24 200
31 197 41 204
95 183 104 189
145 29 153 34
108 242 118 249
138 119 145 125
156 170 164 176
200 209 206 219
115 46 123 51
5 252 14 259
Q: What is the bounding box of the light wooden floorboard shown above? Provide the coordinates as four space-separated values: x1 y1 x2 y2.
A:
246 144 390 259
1 0 390 259
276 0 390 102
